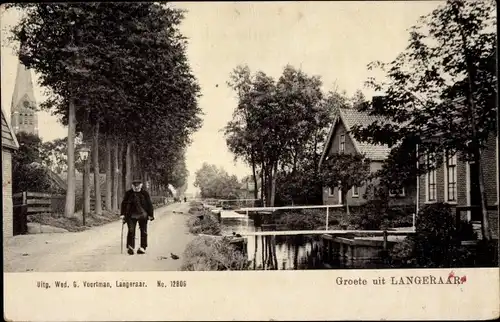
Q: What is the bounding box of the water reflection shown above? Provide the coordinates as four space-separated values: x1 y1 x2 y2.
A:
221 216 392 270
221 217 324 270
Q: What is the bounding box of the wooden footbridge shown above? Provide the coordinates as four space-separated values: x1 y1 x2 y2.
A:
221 204 416 238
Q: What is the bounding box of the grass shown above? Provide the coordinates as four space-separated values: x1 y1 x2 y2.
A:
181 236 250 271
28 210 118 232
187 210 222 236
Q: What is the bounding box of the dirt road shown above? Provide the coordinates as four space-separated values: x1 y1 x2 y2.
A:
3 202 194 272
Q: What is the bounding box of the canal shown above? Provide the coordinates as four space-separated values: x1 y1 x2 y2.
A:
220 215 393 270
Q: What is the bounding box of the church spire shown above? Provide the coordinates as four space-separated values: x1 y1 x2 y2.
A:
11 54 38 136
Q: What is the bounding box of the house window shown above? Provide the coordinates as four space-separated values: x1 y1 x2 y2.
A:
426 153 437 202
389 187 406 197
337 188 343 205
445 152 457 202
339 134 345 153
328 187 334 196
352 186 359 197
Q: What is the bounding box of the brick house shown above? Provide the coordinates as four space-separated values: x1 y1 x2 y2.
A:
416 132 498 238
2 106 20 239
319 107 416 207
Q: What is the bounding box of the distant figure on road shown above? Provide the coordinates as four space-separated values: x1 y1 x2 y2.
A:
184 197 187 203
120 178 154 255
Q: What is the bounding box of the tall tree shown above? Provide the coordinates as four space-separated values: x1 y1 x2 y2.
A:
225 65 324 206
351 0 496 240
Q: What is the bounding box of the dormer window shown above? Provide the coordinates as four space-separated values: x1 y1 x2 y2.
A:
339 134 345 153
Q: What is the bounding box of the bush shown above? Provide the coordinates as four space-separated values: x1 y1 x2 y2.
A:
276 209 339 230
390 203 474 268
181 236 250 271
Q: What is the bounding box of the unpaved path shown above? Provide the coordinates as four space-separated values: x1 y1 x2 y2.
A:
3 202 194 272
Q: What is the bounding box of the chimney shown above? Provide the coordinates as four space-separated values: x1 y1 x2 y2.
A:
372 95 385 111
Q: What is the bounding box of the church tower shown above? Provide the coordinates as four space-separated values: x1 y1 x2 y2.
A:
11 58 39 136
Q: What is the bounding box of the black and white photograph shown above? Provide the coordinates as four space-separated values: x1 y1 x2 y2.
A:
1 1 498 320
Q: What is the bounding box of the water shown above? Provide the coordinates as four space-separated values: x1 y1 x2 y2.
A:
221 215 393 270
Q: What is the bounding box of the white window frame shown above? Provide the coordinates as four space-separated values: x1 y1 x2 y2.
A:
425 153 437 203
352 185 359 197
339 134 345 153
444 152 457 204
328 187 334 196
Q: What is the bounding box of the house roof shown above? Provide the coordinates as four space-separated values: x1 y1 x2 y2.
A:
319 108 393 166
1 105 20 150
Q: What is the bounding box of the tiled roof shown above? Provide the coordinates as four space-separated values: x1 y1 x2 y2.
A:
338 108 393 161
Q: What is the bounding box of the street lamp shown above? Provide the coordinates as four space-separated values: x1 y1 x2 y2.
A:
78 143 91 226
78 144 90 161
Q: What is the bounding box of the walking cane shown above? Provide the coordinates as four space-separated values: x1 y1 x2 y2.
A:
121 220 125 254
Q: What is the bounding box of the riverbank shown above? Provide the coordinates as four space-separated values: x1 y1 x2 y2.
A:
181 202 249 271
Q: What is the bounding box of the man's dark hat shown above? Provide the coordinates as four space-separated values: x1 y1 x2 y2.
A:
132 178 142 184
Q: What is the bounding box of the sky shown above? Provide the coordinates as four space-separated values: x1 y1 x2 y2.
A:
0 1 443 194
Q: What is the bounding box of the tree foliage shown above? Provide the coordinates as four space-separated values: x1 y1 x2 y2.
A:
225 65 328 206
7 3 202 213
12 132 54 193
193 163 241 199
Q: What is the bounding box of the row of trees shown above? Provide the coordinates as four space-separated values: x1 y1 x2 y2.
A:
7 3 201 216
193 163 243 199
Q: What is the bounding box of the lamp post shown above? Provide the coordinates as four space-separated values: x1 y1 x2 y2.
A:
78 143 91 226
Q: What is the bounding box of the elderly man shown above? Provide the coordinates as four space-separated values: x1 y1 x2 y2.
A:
120 178 154 255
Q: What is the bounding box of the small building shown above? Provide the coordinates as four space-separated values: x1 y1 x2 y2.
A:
319 107 416 207
2 106 20 239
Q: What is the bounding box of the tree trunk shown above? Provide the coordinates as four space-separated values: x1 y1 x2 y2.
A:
112 139 119 212
260 164 265 204
270 161 278 207
92 123 102 215
125 142 132 191
120 142 126 195
476 151 492 240
64 97 76 217
251 155 259 200
118 142 124 202
104 135 112 211
131 145 138 179
455 9 491 240
343 189 350 217
83 155 91 223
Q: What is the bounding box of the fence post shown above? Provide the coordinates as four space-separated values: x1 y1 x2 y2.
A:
383 230 388 251
22 191 27 205
326 206 329 231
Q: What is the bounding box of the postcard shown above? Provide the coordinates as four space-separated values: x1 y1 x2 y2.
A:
2 1 499 321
